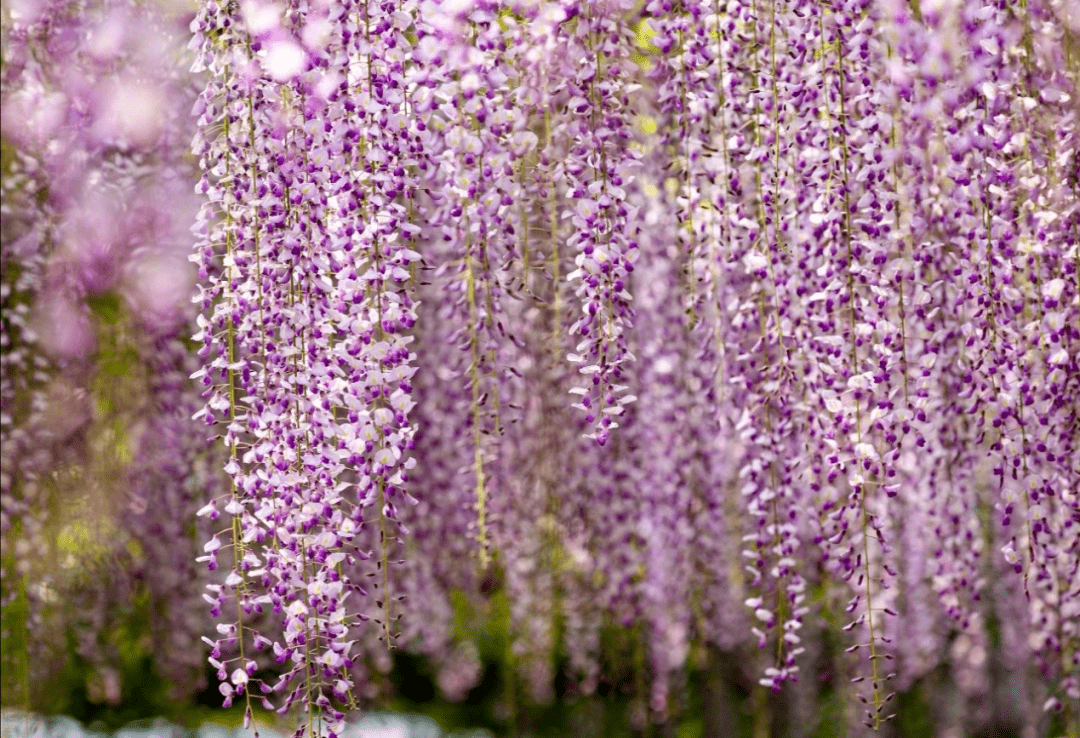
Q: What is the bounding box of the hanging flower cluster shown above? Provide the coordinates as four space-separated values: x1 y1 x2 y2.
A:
190 0 435 727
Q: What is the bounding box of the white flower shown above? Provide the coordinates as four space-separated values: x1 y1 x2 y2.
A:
1042 278 1065 301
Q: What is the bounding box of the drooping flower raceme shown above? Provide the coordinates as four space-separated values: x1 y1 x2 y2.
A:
191 0 427 725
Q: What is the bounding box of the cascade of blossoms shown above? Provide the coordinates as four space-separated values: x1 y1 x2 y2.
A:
415 1 524 566
190 0 1077 730
190 0 426 725
629 230 697 719
2 0 1078 733
622 0 1075 727
557 0 642 446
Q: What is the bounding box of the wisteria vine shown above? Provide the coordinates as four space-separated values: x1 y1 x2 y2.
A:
1 0 1078 734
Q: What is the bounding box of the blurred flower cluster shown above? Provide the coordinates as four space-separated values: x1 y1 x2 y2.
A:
1 0 215 705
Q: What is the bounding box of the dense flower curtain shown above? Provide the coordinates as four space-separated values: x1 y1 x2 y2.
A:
2 0 1078 734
